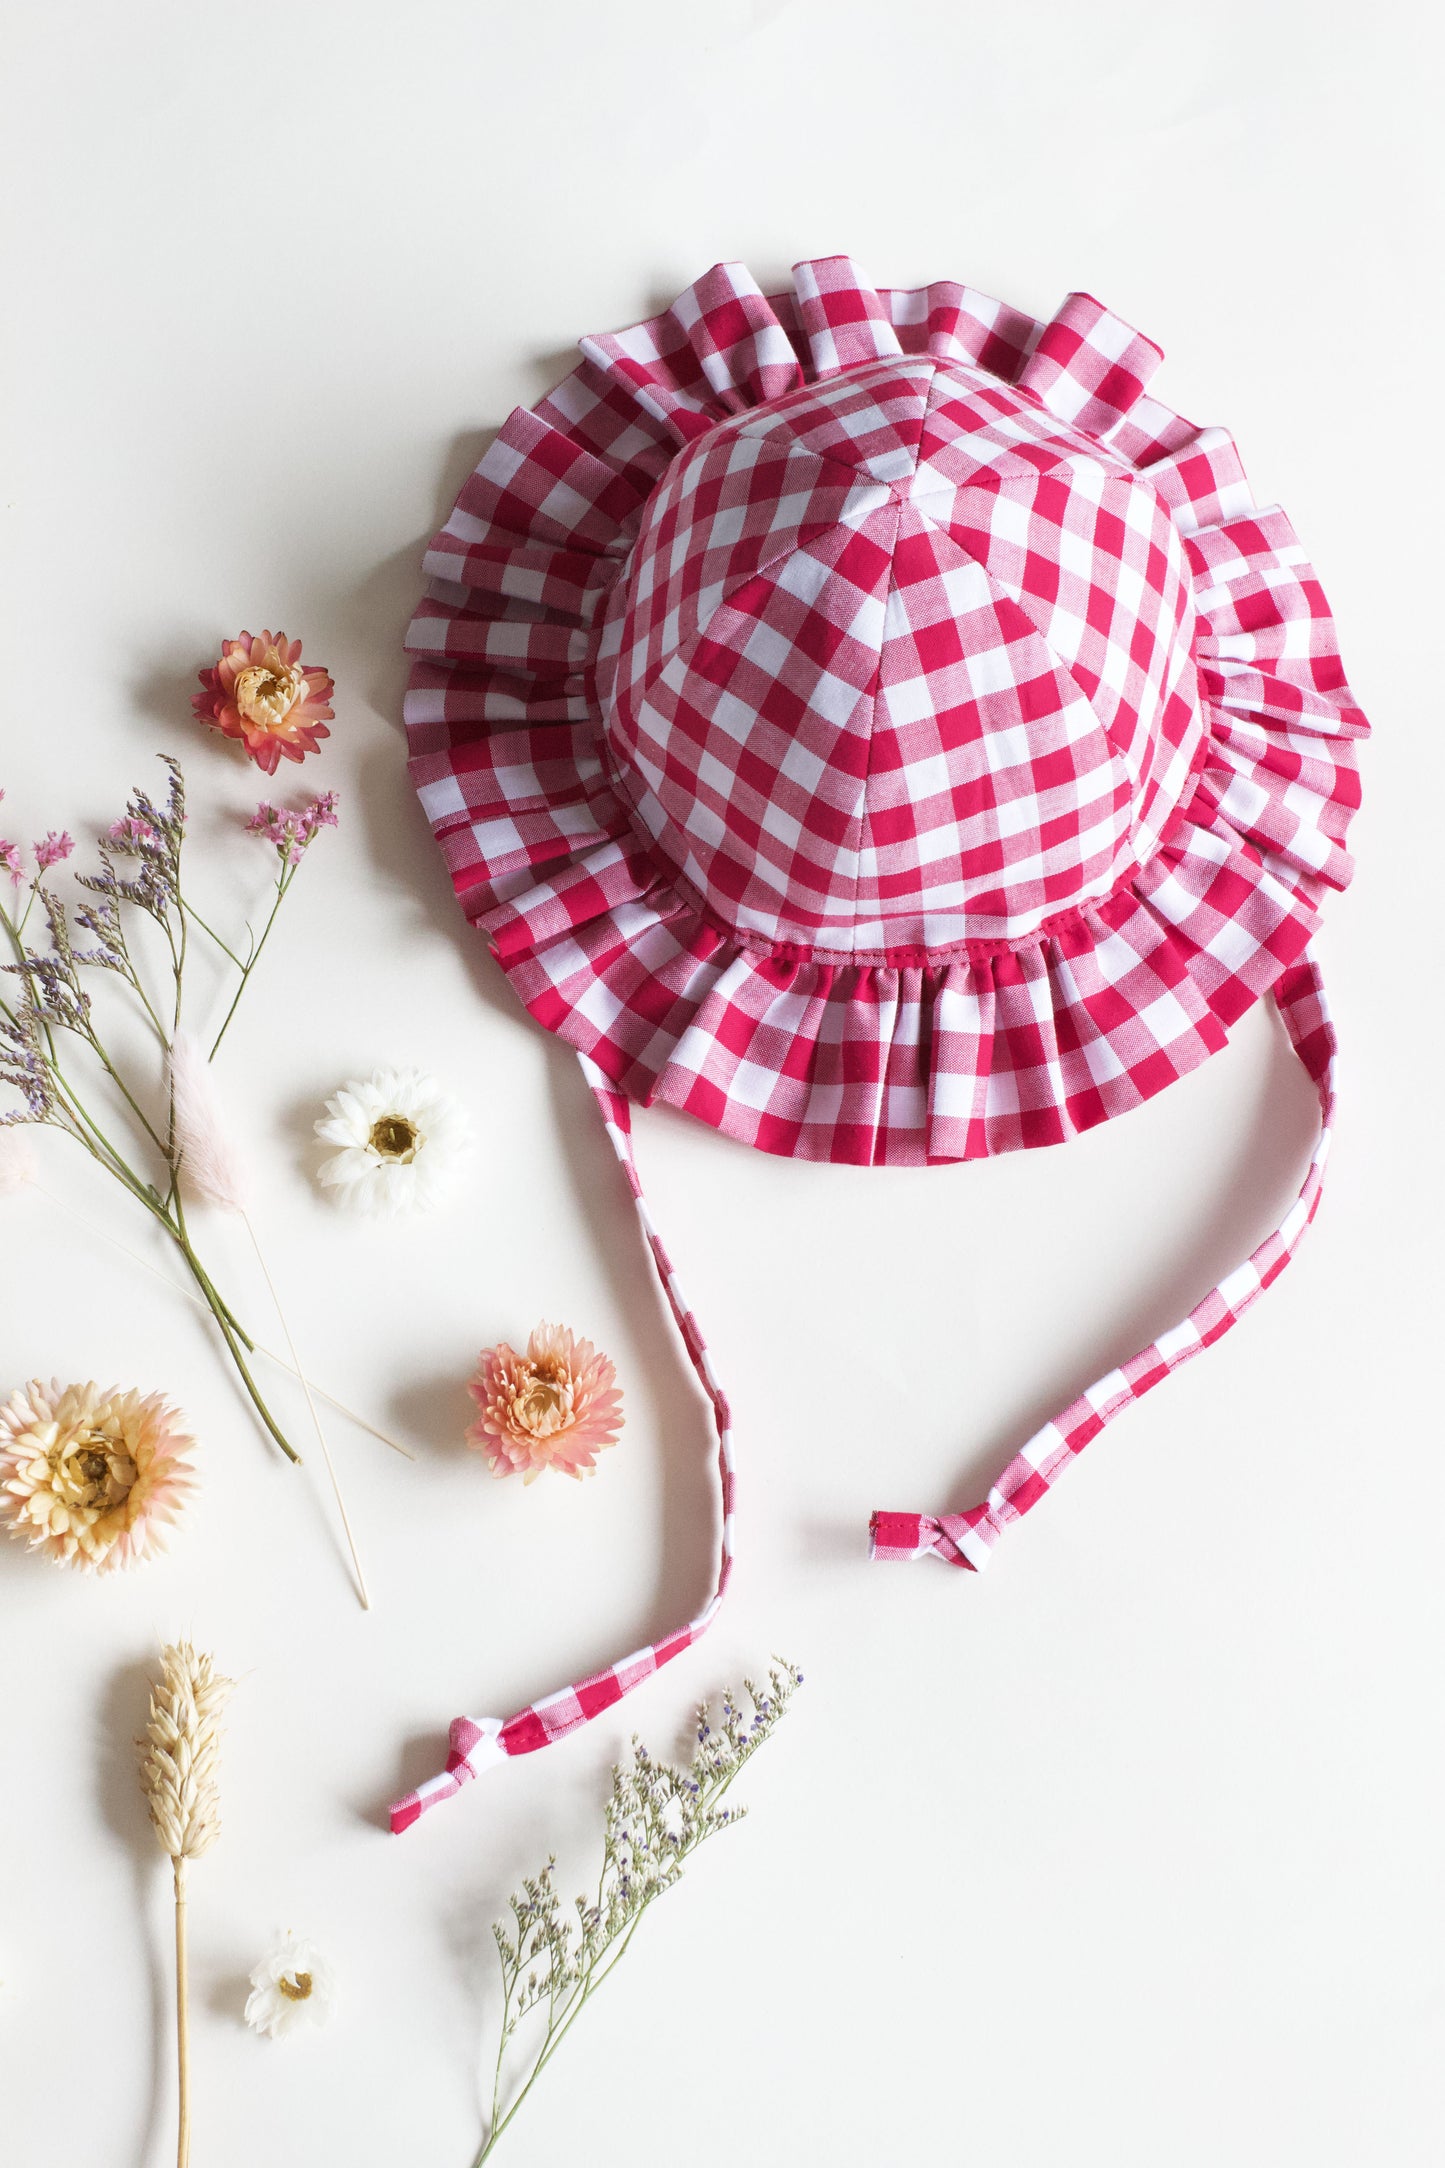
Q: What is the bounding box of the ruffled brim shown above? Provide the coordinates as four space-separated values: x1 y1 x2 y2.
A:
405 259 1366 1166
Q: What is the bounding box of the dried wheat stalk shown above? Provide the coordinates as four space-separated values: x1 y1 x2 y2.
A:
138 1642 233 2168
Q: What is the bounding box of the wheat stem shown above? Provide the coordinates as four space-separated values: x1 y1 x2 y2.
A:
174 1857 191 2168
139 1644 232 2168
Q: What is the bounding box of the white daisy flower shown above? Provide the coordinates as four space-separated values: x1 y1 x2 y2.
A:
314 1067 471 1218
244 1932 335 2040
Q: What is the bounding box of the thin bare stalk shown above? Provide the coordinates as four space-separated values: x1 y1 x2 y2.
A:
243 1213 371 1608
33 1182 412 1454
174 1858 191 2168
171 1189 300 1462
208 870 291 1058
179 896 246 970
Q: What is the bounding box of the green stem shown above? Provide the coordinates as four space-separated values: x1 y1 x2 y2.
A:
208 867 292 1059
477 1911 653 2163
50 1073 164 1206
170 1189 299 1462
179 897 246 971
110 921 171 1048
476 1749 759 2162
84 1029 169 1157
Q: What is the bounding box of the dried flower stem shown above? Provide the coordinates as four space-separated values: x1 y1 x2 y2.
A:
243 1214 371 1608
169 1021 372 1608
205 857 295 1059
29 1178 413 1454
477 1663 802 2162
138 1642 233 2168
0 758 339 1474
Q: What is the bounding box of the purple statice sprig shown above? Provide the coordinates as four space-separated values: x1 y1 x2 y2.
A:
6 890 97 1038
0 990 57 1126
75 755 186 956
479 1662 803 2162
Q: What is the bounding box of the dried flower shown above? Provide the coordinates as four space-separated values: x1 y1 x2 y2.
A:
0 841 22 888
245 790 339 866
192 631 334 774
139 1641 233 1864
244 1934 336 2040
107 816 157 850
138 1641 233 2168
0 756 388 1610
170 1029 251 1213
0 989 55 1124
466 1322 623 1483
314 1067 471 1218
33 831 73 871
0 1378 195 1571
478 1664 802 2160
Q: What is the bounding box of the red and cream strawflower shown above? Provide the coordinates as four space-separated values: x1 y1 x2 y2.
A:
0 1377 195 1571
466 1322 623 1483
191 631 334 774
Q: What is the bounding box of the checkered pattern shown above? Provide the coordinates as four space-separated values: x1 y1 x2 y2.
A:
870 946 1337 1567
594 358 1204 957
394 262 1366 1817
390 1055 736 1834
406 257 1365 1168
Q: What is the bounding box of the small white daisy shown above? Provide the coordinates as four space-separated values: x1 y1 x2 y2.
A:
314 1067 471 1218
244 1932 336 2040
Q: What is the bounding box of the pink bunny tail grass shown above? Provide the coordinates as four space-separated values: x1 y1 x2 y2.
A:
0 1128 38 1195
169 1028 250 1212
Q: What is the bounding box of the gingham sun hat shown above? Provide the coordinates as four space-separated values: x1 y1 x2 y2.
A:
392 258 1367 1830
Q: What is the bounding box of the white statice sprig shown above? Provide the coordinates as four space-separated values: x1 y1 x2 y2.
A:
244 1932 336 2040
478 1662 803 2161
314 1067 471 1219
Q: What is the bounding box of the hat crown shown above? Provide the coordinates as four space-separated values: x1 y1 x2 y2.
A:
596 354 1205 958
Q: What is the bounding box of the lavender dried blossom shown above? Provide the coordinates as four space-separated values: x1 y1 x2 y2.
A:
3 892 94 1036
0 993 55 1123
76 755 185 933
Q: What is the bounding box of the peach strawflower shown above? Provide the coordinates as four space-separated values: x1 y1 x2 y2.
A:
191 630 334 775
0 1378 195 1571
466 1322 623 1483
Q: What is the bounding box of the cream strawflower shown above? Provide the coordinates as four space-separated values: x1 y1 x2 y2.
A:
467 1322 624 1483
315 1067 470 1218
244 1933 336 2040
0 1379 194 1570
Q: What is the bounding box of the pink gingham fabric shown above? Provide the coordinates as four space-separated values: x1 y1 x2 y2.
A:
406 258 1364 1167
870 946 1337 1568
395 260 1366 1826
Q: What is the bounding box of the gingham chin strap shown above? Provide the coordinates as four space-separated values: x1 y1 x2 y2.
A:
390 1053 735 1835
870 946 1339 1574
392 949 1337 1830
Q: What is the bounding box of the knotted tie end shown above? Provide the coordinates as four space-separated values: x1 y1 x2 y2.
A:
389 1715 507 1835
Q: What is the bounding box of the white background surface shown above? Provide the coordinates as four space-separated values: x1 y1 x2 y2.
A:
2 5 1441 2163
